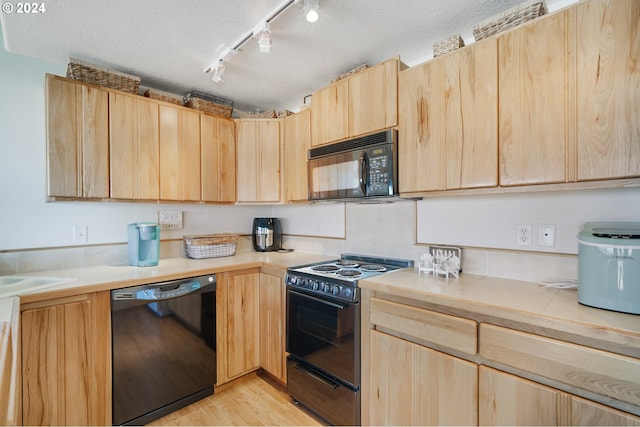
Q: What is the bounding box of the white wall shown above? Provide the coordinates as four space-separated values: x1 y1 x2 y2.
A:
417 187 640 254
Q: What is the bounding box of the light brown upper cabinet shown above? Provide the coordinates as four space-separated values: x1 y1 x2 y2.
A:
348 58 399 138
399 38 498 194
283 110 311 202
576 0 640 181
159 105 201 201
498 9 575 186
201 114 236 203
236 119 281 203
311 78 348 147
109 92 160 200
46 75 109 199
311 58 400 147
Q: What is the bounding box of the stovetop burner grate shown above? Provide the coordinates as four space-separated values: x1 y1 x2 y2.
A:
311 265 341 272
336 269 362 278
360 264 387 272
335 260 359 268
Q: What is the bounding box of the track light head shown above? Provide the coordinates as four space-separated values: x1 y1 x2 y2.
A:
211 60 225 84
304 0 319 22
253 21 272 53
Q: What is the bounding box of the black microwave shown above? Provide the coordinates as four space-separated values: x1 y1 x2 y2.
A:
307 129 398 201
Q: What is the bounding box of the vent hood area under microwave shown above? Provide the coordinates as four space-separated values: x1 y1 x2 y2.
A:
307 130 418 203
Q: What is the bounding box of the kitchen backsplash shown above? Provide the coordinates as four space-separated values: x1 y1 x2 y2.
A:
0 232 577 285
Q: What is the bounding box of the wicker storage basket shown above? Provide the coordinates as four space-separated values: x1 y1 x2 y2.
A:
184 91 234 117
235 109 277 119
66 58 141 94
277 110 294 118
433 34 465 57
183 233 239 259
144 89 184 105
332 64 368 83
473 0 548 41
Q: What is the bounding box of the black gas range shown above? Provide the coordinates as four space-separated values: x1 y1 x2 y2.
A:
285 254 413 426
286 253 413 303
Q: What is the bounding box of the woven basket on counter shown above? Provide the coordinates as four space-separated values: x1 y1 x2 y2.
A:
144 89 184 105
66 57 141 94
433 34 465 57
184 91 234 117
183 233 239 259
473 0 547 41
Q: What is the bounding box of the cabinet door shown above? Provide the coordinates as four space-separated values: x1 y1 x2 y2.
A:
201 114 236 202
442 38 498 189
479 366 640 426
21 292 111 426
259 269 286 383
369 330 477 426
311 80 349 146
46 76 109 198
349 59 398 138
498 9 575 186
225 271 260 379
576 0 640 181
569 395 640 426
236 119 281 202
283 110 311 202
159 105 201 201
398 60 443 193
479 366 559 426
109 93 160 200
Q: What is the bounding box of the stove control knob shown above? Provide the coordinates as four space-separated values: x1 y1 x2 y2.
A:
321 283 329 293
301 279 308 287
311 281 319 290
344 288 352 298
331 286 340 296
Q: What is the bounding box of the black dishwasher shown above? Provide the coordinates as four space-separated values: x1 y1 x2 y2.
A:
111 274 216 426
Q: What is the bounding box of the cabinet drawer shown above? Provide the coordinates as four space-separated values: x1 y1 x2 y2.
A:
369 297 477 355
479 323 640 407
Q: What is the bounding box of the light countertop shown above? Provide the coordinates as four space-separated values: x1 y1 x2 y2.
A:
5 251 334 304
2 251 639 359
360 268 640 358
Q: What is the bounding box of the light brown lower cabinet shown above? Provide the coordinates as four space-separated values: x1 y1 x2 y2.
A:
216 270 261 384
21 292 111 426
479 366 640 426
259 268 286 383
368 330 478 426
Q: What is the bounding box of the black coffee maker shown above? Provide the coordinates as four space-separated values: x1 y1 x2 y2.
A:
252 218 282 252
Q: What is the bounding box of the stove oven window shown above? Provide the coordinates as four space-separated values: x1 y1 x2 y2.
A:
286 289 357 387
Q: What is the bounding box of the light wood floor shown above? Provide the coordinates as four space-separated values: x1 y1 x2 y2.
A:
148 373 325 426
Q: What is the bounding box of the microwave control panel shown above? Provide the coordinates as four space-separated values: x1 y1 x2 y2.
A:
367 146 392 196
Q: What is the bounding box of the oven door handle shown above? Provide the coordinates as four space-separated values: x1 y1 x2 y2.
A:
289 289 347 310
294 363 339 390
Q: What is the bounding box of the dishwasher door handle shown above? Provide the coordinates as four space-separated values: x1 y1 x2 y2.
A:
111 275 216 302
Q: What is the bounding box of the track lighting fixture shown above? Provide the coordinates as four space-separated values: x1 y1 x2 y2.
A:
210 60 225 84
204 0 321 84
253 21 272 53
304 0 319 23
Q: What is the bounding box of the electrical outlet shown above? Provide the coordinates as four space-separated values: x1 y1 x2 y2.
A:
516 224 532 247
538 224 556 248
73 225 88 244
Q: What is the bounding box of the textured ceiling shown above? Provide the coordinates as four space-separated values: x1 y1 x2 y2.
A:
1 0 573 114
